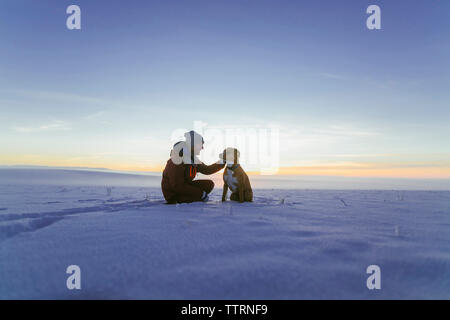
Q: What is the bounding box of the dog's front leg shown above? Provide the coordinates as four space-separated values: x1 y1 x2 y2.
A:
239 188 244 203
222 183 228 201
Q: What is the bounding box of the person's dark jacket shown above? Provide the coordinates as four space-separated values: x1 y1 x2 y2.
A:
161 159 224 203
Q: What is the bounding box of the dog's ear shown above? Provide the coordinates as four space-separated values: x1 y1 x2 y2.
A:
219 149 227 161
233 148 240 162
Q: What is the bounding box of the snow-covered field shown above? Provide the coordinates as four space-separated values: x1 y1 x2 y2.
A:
0 168 449 299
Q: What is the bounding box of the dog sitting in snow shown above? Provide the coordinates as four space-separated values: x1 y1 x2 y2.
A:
220 148 253 202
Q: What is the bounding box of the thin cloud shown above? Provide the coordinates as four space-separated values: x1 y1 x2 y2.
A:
13 120 71 133
10 89 108 106
84 111 106 120
83 110 112 125
319 73 344 80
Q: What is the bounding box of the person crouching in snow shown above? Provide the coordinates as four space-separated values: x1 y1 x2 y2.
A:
161 130 225 204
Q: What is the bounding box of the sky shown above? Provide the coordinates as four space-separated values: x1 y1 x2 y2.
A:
0 0 449 177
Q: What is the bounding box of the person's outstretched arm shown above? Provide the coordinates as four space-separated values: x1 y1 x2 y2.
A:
197 162 225 175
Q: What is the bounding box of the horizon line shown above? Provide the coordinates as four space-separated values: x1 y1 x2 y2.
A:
1 164 450 180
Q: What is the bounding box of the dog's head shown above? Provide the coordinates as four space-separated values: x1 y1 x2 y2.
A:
219 147 240 164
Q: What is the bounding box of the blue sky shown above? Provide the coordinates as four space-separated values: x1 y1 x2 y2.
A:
0 0 449 176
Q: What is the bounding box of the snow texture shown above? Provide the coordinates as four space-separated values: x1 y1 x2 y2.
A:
0 168 449 299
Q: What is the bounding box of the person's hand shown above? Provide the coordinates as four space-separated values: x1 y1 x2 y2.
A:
215 160 225 167
217 151 225 165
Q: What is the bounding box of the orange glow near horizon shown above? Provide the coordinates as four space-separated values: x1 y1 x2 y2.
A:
2 155 450 179
271 166 450 179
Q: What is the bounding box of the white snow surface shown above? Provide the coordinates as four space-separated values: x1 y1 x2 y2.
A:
0 168 449 299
